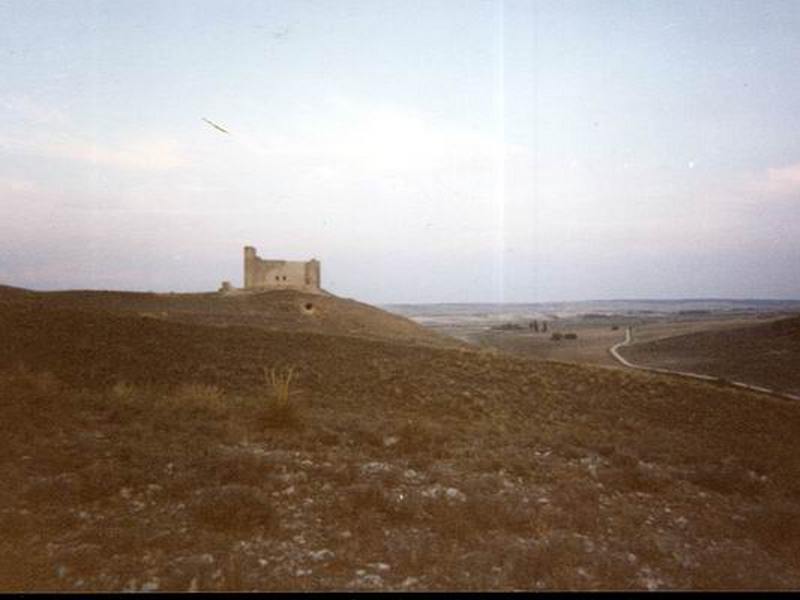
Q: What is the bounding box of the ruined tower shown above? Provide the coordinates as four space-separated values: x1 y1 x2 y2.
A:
242 246 321 293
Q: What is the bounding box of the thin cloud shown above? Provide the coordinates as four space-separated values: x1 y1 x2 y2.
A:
761 162 800 196
215 100 519 176
1 133 187 171
0 176 38 194
0 95 68 127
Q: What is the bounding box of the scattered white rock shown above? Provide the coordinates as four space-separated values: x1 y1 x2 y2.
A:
351 574 383 588
638 568 664 590
401 576 419 588
360 462 393 476
369 562 391 572
141 579 160 592
403 469 424 483
383 436 400 447
185 553 215 566
421 484 466 502
446 487 467 502
296 568 312 577
309 549 335 562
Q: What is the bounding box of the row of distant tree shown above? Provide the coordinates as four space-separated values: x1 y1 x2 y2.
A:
528 320 547 332
494 319 623 341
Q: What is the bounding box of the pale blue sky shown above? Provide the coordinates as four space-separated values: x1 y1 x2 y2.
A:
2 0 799 302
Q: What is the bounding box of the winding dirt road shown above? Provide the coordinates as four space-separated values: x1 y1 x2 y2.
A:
609 327 800 402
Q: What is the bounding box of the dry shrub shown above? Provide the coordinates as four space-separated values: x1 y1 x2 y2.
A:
404 486 542 540
110 381 138 401
599 463 672 495
182 450 273 490
262 366 301 428
685 461 762 497
0 365 62 398
188 484 274 532
393 419 448 457
506 535 586 589
549 481 602 534
0 367 69 444
76 460 128 502
742 500 800 563
164 383 227 414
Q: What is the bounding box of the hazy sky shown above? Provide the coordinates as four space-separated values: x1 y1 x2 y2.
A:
2 0 799 303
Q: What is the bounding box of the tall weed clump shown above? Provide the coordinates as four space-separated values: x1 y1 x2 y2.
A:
262 366 301 428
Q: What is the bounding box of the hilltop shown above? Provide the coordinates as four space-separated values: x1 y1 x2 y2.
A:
0 286 459 348
1 287 800 591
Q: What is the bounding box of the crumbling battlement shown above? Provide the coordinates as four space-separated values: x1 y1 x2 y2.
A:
243 246 321 293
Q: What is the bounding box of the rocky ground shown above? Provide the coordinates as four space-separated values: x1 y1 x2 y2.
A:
1 288 800 591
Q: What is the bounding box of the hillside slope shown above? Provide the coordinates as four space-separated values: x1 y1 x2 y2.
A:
0 286 459 348
620 316 800 396
1 295 800 590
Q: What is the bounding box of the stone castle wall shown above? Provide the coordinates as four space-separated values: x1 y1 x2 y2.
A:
243 246 321 292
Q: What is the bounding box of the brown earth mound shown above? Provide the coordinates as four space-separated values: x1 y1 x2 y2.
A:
2 292 800 591
0 285 459 348
620 316 800 396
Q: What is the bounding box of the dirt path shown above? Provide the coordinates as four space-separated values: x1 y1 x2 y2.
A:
609 327 800 402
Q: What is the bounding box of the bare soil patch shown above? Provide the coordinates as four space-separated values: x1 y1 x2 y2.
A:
2 289 800 590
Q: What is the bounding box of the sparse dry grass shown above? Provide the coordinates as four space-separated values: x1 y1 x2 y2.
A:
2 293 800 591
262 366 301 428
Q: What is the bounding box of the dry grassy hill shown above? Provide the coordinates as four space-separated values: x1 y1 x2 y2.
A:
620 316 800 396
2 287 800 591
0 286 459 348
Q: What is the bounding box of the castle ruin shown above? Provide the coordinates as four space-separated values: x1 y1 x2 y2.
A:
241 246 321 293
